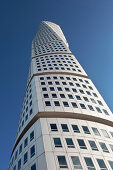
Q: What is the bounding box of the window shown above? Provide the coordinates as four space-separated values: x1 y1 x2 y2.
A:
93 93 98 97
109 144 113 152
88 105 95 111
77 139 87 149
84 157 96 170
76 95 81 100
24 152 28 164
42 87 47 91
90 98 96 104
60 94 66 98
18 159 21 170
55 81 60 85
65 88 70 92
41 82 45 85
86 91 91 95
72 125 80 133
71 156 82 169
88 140 98 151
57 156 68 168
31 164 36 170
96 107 102 113
45 101 51 106
54 138 62 147
48 81 52 85
50 87 55 91
101 129 110 138
61 124 69 132
97 100 103 106
30 145 35 158
76 83 80 87
92 127 100 136
24 137 28 148
19 144 22 154
71 102 78 108
80 104 86 109
83 97 89 102
57 87 62 91
103 109 109 115
65 138 75 148
52 93 57 98
109 161 113 169
97 159 107 170
82 126 90 134
72 88 77 93
43 94 49 98
13 166 16 170
30 131 34 141
62 82 67 85
99 142 109 153
63 101 69 107
54 101 60 106
15 150 18 160
79 89 84 94
110 131 113 137
68 94 74 99
50 124 58 131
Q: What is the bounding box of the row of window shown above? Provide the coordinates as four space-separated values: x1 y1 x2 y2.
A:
50 123 113 139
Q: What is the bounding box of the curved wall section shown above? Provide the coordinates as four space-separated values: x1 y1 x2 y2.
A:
9 21 113 170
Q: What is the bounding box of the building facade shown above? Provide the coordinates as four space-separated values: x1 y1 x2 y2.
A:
9 21 113 170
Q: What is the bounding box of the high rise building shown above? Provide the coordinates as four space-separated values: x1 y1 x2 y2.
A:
9 21 113 170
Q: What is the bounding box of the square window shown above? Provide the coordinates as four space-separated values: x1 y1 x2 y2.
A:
53 138 62 147
97 159 107 170
82 126 90 134
52 93 57 98
101 129 110 138
63 101 69 107
72 125 80 133
57 87 62 91
60 94 65 98
88 105 95 111
45 101 51 106
65 138 75 148
89 140 98 151
43 94 49 98
54 101 60 106
99 142 109 153
76 95 81 100
68 94 73 99
77 139 87 149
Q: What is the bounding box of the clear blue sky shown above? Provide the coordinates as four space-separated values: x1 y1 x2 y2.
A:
0 0 113 169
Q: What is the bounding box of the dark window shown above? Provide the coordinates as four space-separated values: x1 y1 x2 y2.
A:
103 109 109 115
93 93 98 97
30 131 34 141
24 152 28 164
76 83 80 87
52 93 57 98
30 145 35 158
109 161 113 169
79 89 84 94
50 124 58 131
97 100 103 106
72 125 80 133
84 157 96 170
80 104 86 109
31 164 36 170
86 91 91 95
83 97 89 102
19 144 22 154
60 94 66 98
24 137 28 148
71 156 82 169
42 87 47 91
82 126 90 134
54 101 60 106
50 87 55 91
18 159 21 170
68 94 73 99
41 82 45 85
65 88 70 92
71 102 78 108
48 81 52 85
55 81 60 85
57 156 68 168
96 107 102 113
77 139 87 149
62 82 67 85
57 87 62 91
89 140 98 151
63 102 69 107
65 138 75 148
43 94 49 98
72 88 77 93
76 95 81 100
54 138 62 147
45 101 51 106
61 124 69 132
90 98 96 104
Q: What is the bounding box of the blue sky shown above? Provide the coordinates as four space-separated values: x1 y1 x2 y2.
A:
0 0 113 169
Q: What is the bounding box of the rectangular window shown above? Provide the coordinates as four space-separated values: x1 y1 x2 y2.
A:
60 94 66 98
53 138 62 147
45 101 51 106
24 137 28 148
30 145 35 158
99 142 109 153
50 124 58 131
72 88 77 93
52 93 57 98
57 87 62 91
54 101 60 106
82 126 90 134
18 159 21 170
92 127 100 136
84 157 96 170
88 140 98 151
30 131 34 141
77 139 87 149
50 87 55 91
57 156 68 168
71 156 82 169
72 125 80 133
61 124 69 132
31 164 36 170
43 94 49 98
68 94 74 99
80 104 86 109
65 138 75 148
65 88 70 92
97 159 107 170
24 152 28 164
63 101 69 107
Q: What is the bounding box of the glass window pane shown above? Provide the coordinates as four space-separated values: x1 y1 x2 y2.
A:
77 139 87 149
84 157 96 170
57 156 68 168
54 138 62 147
65 138 75 148
89 140 98 151
97 159 107 170
72 125 80 133
71 156 82 169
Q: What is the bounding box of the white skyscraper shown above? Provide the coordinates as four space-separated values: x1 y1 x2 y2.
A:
9 21 113 170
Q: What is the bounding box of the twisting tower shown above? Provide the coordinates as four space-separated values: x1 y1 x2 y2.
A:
9 21 113 170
